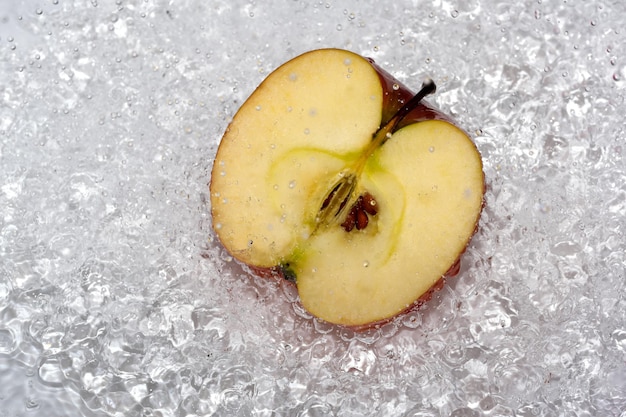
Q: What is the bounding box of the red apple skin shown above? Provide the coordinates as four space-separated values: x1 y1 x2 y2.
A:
214 53 485 331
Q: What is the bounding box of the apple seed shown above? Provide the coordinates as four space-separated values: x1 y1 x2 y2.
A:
355 209 369 230
361 192 378 215
341 193 379 232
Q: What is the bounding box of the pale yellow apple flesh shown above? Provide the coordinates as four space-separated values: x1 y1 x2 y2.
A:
210 49 484 327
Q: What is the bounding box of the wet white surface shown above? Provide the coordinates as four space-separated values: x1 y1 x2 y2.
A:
1 0 625 415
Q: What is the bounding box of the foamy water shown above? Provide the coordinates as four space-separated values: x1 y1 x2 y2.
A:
1 0 624 415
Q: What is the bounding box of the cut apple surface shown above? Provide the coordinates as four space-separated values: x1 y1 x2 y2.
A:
210 48 484 328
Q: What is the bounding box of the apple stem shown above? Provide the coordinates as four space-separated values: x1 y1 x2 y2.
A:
315 79 436 231
379 78 436 140
357 78 437 168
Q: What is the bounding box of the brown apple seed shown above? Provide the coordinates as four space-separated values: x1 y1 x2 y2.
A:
361 192 378 215
355 209 369 230
341 206 358 232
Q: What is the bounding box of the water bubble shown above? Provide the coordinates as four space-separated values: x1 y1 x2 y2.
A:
344 58 351 66
363 261 369 268
336 24 342 31
304 128 310 135
273 184 279 190
289 72 298 81
451 10 459 18
392 83 400 91
0 329 15 354
255 105 261 111
288 180 296 189
36 8 43 15
429 146 435 153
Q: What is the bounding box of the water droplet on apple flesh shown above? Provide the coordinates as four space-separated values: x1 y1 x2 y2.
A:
289 72 298 81
255 105 261 111
343 58 351 66
429 146 435 153
304 128 310 135
288 180 296 189
363 261 369 268
273 184 279 190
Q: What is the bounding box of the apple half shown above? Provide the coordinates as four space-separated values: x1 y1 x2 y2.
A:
210 48 484 328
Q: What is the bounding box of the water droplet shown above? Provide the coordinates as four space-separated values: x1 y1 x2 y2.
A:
304 128 310 135
255 105 261 111
273 184 279 190
429 146 435 153
289 72 298 81
344 58 351 66
36 8 43 15
288 180 296 189
392 83 400 91
220 170 226 176
336 24 342 31
451 9 459 18
222 198 228 204
363 261 369 268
